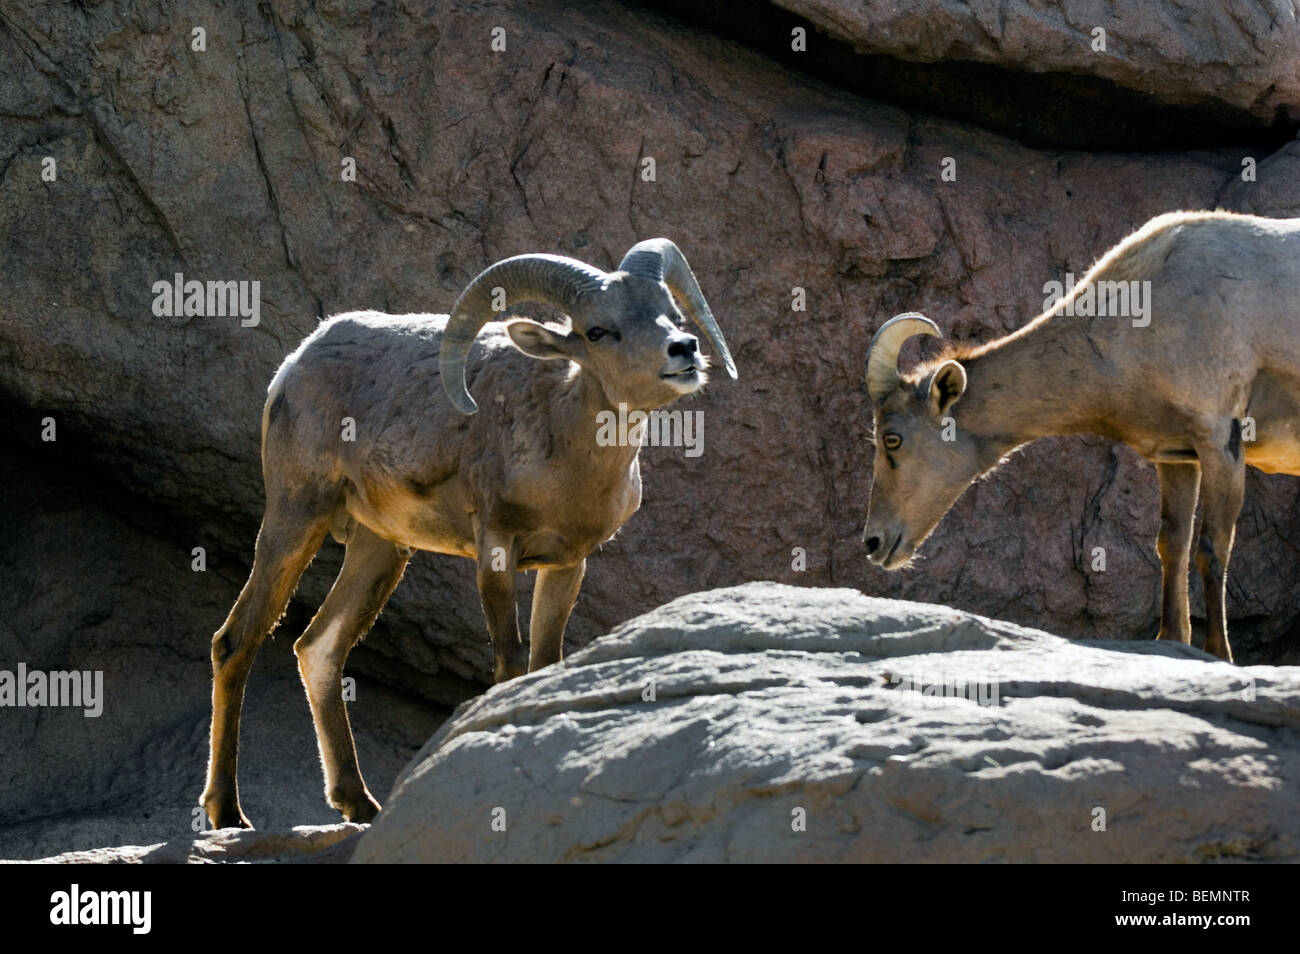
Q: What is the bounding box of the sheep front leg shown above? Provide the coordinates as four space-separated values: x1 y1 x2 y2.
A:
529 560 586 672
1193 437 1245 662
476 538 528 682
1155 462 1199 645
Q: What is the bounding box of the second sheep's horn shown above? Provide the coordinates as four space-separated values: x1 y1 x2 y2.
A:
440 254 609 414
865 312 942 401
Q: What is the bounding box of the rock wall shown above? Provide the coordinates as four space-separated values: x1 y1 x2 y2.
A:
3 0 1300 854
0 441 442 860
775 0 1300 120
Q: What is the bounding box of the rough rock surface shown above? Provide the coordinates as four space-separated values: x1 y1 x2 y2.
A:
776 0 1300 121
4 0 1300 857
355 584 1300 863
0 447 444 862
11 824 363 864
2 0 1297 702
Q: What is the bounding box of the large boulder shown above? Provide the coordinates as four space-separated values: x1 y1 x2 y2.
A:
776 0 1300 121
355 583 1300 863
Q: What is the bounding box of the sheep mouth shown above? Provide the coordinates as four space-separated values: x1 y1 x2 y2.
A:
876 533 911 570
660 360 707 393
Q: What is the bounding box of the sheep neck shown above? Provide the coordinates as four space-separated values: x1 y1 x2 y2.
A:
556 364 644 475
952 313 1106 450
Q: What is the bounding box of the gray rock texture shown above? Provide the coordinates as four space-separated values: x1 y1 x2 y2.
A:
11 823 363 864
2 0 1297 701
355 584 1300 863
3 0 1300 859
0 450 443 861
777 0 1300 120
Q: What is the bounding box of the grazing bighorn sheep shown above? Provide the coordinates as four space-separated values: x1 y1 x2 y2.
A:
863 210 1300 664
201 239 736 829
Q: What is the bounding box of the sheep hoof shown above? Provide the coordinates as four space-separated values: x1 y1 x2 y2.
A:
206 804 253 831
341 796 381 824
1204 638 1234 663
494 651 529 683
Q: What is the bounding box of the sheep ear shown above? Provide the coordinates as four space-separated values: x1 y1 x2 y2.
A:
927 360 967 416
505 319 578 361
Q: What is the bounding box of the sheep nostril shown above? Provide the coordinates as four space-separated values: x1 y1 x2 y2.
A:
865 535 881 555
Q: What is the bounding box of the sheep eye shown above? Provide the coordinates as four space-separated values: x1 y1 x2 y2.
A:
882 433 902 451
586 327 609 342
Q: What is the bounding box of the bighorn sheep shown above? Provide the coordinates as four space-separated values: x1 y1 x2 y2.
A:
201 239 736 829
862 210 1300 663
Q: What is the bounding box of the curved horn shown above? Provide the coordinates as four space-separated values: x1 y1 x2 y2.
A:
619 238 737 380
440 254 608 414
865 312 942 401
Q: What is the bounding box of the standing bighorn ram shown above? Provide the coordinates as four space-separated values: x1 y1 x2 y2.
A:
863 210 1300 664
202 239 736 829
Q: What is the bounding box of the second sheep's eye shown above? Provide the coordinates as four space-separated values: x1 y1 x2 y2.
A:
586 327 609 342
882 433 902 451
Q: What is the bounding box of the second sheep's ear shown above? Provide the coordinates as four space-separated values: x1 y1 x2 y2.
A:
927 360 967 416
505 319 579 361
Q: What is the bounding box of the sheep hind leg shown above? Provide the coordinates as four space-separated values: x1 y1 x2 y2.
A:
1193 440 1245 663
529 560 586 672
294 524 411 823
202 499 331 830
1154 462 1199 645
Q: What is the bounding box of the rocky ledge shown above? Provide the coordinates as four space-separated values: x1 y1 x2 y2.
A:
354 582 1300 863
10 823 365 865
14 582 1297 863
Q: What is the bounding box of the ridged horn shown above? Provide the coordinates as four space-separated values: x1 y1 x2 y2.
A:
865 312 942 401
619 238 737 380
440 254 608 414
